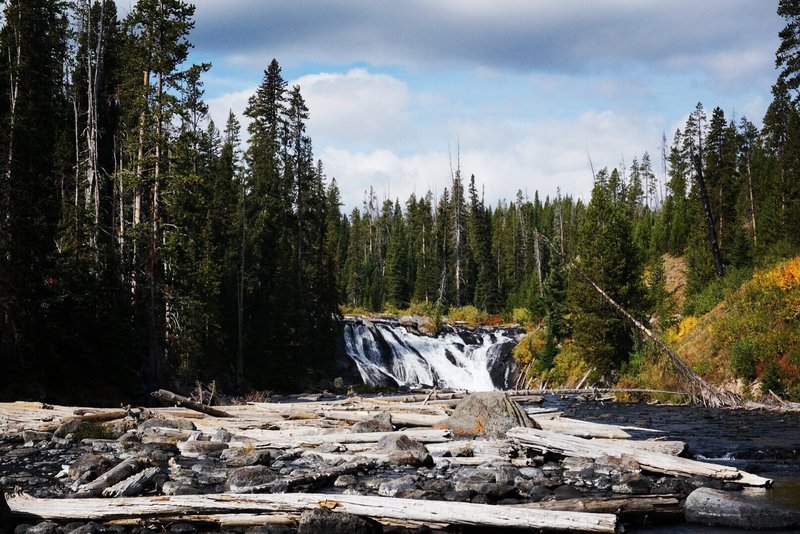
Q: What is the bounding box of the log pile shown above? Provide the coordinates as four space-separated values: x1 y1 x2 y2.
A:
0 390 776 533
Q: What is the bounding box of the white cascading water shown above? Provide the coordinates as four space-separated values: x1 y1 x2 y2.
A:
342 319 520 391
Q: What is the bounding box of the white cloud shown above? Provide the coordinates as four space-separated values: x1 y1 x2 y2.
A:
294 69 412 151
323 108 667 212
206 86 255 135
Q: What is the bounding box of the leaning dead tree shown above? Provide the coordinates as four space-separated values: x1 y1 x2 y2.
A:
533 230 739 408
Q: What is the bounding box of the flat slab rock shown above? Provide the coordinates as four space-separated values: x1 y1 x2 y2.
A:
685 487 800 529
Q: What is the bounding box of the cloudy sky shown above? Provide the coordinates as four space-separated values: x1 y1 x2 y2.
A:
119 1 784 210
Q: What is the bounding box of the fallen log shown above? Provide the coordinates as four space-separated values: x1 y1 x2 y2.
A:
514 494 683 523
237 428 451 448
8 492 618 533
508 427 772 487
531 415 631 439
151 390 231 418
322 410 447 427
73 458 145 498
101 467 161 497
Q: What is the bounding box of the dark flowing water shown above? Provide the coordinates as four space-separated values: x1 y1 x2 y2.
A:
554 397 800 532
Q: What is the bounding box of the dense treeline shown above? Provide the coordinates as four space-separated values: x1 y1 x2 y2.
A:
0 0 338 402
1 1 799 402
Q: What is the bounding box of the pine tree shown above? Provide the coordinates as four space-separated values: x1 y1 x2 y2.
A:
570 169 646 379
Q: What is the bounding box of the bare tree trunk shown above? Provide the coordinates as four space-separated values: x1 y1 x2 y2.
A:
746 156 757 247
691 154 725 278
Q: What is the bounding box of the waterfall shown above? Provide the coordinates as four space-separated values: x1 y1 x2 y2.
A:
341 318 523 391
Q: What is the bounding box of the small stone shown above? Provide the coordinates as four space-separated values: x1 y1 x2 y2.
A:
210 429 232 443
177 441 228 458
24 522 61 534
334 474 356 488
612 473 652 495
377 434 433 468
138 418 196 431
552 484 583 500
378 475 417 497
67 522 107 534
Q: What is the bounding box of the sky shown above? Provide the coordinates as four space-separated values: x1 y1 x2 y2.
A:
117 1 784 211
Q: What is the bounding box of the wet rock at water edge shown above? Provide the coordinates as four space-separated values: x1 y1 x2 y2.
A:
297 507 383 534
685 487 800 529
446 391 536 438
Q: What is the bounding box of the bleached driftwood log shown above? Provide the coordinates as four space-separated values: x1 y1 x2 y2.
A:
508 427 771 487
321 410 447 427
101 467 161 497
74 458 145 497
531 415 631 439
151 390 231 418
8 492 618 533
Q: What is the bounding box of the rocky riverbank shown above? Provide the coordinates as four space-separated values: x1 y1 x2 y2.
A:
1 391 798 533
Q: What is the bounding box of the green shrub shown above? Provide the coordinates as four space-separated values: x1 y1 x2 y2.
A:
729 339 758 381
447 305 487 325
512 307 533 326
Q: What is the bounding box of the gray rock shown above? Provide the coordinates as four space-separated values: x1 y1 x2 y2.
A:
552 484 583 500
224 450 272 468
161 480 201 496
334 474 357 488
24 523 60 534
177 441 228 458
612 473 652 495
67 453 113 482
66 522 106 534
378 475 418 497
225 465 277 493
138 418 196 431
351 412 393 433
685 487 800 529
21 431 52 444
210 429 232 443
446 392 536 438
376 434 433 467
297 507 382 534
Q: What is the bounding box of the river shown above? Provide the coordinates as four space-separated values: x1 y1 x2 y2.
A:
556 396 800 532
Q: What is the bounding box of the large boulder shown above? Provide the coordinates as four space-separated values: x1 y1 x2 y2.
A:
685 487 800 529
446 392 537 438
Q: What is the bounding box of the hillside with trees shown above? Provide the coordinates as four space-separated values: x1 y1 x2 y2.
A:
2 0 800 403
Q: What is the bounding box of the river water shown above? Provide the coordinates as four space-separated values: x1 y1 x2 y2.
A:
555 396 800 533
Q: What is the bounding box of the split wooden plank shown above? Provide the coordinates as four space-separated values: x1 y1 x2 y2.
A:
507 427 772 487
531 415 631 439
8 492 617 533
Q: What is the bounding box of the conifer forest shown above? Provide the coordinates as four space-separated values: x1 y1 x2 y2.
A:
2 1 800 404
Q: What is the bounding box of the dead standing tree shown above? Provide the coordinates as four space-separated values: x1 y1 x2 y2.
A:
533 230 739 408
